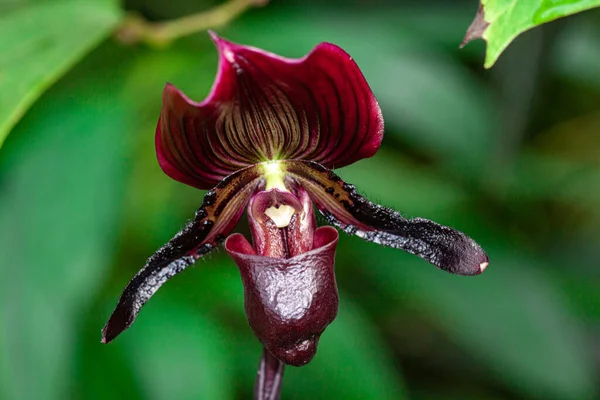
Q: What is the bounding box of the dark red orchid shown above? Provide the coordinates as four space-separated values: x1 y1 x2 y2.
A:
102 32 488 398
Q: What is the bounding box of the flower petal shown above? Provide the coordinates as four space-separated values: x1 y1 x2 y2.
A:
155 33 383 189
101 165 262 343
225 226 339 366
284 161 489 276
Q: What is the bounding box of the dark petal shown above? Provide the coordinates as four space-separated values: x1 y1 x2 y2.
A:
155 33 383 189
101 165 262 343
284 161 489 276
155 83 251 190
225 226 339 366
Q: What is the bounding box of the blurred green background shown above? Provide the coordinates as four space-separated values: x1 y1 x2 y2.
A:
2 0 600 399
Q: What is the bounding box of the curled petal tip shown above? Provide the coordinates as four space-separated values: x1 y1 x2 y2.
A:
209 32 240 64
162 82 194 102
162 82 177 96
160 82 197 112
207 30 219 42
479 261 489 273
100 325 114 344
208 30 237 49
101 309 130 344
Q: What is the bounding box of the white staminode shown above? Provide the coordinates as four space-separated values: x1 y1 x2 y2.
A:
265 205 295 228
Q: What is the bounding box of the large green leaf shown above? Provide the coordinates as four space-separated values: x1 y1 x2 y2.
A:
462 0 600 68
0 0 122 148
0 41 140 400
0 38 222 400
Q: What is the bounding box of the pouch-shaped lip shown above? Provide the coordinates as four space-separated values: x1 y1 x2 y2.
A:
225 226 339 366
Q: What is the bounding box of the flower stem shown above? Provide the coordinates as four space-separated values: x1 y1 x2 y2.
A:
116 0 268 47
254 347 285 400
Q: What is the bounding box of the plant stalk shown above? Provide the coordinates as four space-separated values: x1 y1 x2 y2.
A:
116 0 268 47
254 347 285 400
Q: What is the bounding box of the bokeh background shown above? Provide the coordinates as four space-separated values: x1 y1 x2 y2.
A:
2 0 600 399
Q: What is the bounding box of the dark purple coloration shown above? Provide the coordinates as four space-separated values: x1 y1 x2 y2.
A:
284 161 488 275
101 165 262 343
227 183 338 366
156 33 383 190
255 348 285 400
103 33 488 386
226 226 339 366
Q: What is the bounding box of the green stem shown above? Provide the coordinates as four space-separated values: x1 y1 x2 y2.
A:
116 0 268 47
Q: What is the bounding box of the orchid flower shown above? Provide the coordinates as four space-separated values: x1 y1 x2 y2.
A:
102 32 488 397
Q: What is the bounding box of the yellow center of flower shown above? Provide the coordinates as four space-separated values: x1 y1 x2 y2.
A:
261 161 296 228
263 161 287 191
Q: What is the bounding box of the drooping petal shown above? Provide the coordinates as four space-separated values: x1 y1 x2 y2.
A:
284 161 489 276
225 226 339 366
101 165 262 343
156 33 383 190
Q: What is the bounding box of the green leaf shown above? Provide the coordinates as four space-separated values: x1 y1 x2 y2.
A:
462 0 600 68
0 0 122 148
0 41 138 400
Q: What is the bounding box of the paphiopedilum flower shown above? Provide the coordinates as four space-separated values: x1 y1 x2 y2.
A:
102 33 488 374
